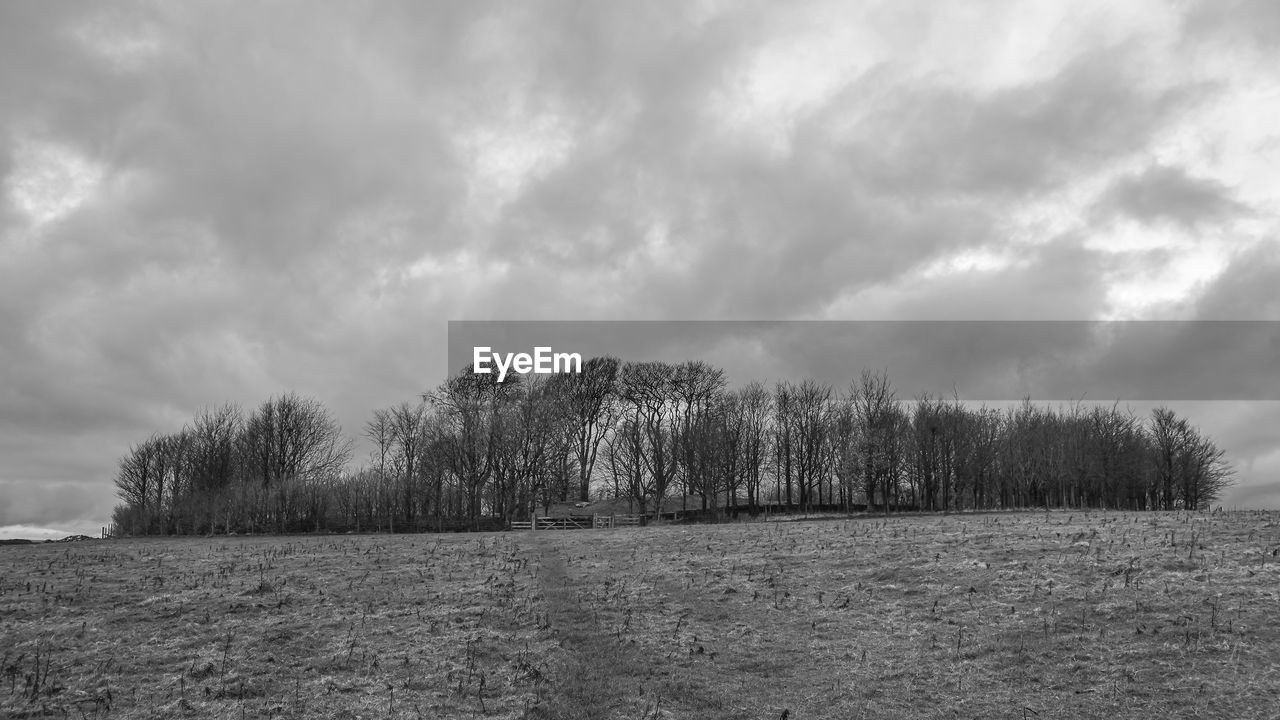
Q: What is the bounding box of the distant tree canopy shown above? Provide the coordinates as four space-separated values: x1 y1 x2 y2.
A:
111 360 1234 535
111 393 353 535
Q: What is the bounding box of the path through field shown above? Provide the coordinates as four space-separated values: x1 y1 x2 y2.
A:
523 512 1280 719
526 536 655 718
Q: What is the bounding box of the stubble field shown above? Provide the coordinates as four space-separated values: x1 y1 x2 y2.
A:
2 510 1279 719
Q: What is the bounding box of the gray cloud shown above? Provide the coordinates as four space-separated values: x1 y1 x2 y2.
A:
2 1 1279 530
1093 164 1249 229
1192 242 1280 319
827 50 1206 200
0 479 110 528
1184 0 1280 49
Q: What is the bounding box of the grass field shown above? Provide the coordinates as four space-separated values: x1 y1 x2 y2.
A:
3 510 1279 719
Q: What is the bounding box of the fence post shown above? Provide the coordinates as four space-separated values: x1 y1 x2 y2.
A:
531 510 537 532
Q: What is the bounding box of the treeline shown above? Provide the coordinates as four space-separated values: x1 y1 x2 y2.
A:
111 359 1234 535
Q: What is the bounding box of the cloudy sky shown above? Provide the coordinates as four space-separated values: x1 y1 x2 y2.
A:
2 1 1278 537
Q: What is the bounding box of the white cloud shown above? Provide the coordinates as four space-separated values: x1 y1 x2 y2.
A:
710 16 872 157
455 102 577 218
918 246 1026 280
1100 246 1230 320
5 137 104 227
70 9 168 73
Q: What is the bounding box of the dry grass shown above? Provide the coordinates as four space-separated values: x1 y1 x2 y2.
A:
1 535 556 718
3 511 1280 718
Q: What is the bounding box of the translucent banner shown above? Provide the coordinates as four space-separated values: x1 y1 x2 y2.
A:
446 320 1280 401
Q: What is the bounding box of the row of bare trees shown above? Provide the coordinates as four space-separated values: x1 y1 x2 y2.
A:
111 394 352 535
112 360 1234 535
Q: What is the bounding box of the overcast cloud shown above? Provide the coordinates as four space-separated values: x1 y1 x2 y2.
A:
2 1 1278 536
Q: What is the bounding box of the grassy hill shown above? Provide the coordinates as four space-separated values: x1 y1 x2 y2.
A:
3 510 1278 718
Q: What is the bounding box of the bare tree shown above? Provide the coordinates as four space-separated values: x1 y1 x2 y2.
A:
735 381 772 511
714 391 745 511
388 401 428 525
548 356 621 502
1149 406 1233 510
605 415 651 516
849 369 900 513
426 365 516 527
238 393 353 531
180 404 242 532
909 393 949 511
110 362 1241 535
619 361 679 518
791 379 834 510
112 433 165 534
495 375 570 520
365 408 394 481
774 381 795 506
670 360 728 511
